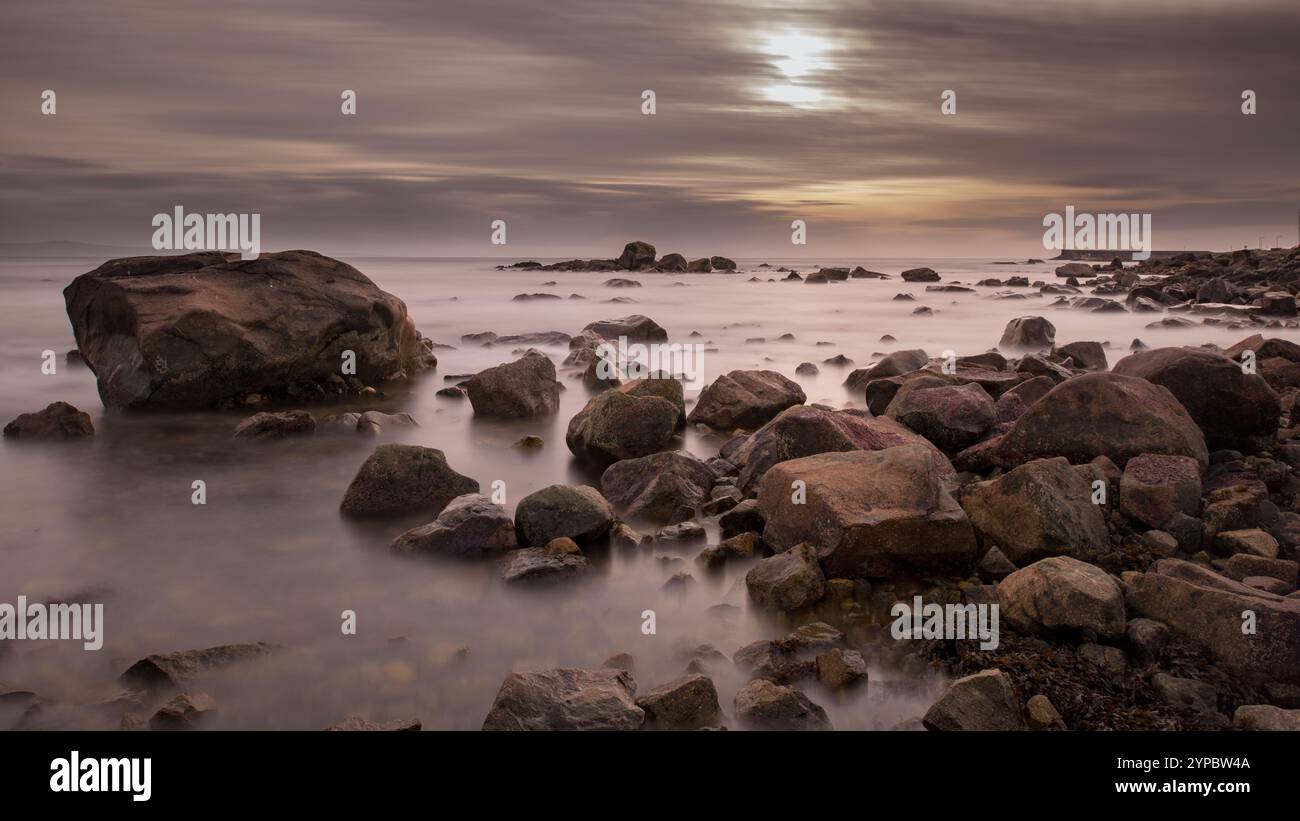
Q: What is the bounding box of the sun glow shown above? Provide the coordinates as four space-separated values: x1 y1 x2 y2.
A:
759 30 835 108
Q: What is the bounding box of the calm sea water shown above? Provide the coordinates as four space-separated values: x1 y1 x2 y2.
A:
0 255 1289 729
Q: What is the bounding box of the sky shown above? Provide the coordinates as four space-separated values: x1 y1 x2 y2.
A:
1 0 1297 259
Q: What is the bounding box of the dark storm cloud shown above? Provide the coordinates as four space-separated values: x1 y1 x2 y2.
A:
1 0 1296 257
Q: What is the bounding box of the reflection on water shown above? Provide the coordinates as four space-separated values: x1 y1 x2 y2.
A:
1 256 1290 729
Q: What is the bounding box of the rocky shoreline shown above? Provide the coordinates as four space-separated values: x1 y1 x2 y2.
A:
5 243 1300 731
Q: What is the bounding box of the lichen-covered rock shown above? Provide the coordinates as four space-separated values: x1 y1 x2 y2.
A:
391 493 517 556
3 401 94 439
998 556 1126 639
514 484 615 546
744 543 825 611
600 451 715 525
634 674 722 730
465 351 561 418
687 370 806 431
733 679 832 730
922 669 1025 731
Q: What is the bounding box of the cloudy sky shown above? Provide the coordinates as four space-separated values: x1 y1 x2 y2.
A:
2 0 1297 259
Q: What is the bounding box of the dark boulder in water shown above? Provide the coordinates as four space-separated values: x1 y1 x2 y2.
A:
3 401 94 439
63 250 434 410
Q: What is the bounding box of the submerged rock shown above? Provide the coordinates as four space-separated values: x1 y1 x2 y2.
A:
514 484 615 546
745 544 825 611
391 494 516 556
3 401 94 439
340 444 478 516
120 642 276 690
63 251 432 410
465 351 561 418
232 410 315 439
150 692 216 731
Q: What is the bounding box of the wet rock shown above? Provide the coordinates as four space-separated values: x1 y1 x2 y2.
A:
498 543 588 583
341 444 478 516
120 642 275 690
513 435 544 449
391 494 517 556
600 451 715 525
482 668 643 730
960 458 1108 564
733 679 832 730
635 674 722 730
617 241 656 270
815 648 868 689
687 370 806 431
1055 341 1108 371
79 251 436 408
732 405 949 493
994 372 1209 469
900 267 940 282
1055 262 1092 278
567 381 682 463
1124 559 1300 682
582 314 667 343
844 349 929 391
795 362 819 376
1232 705 1300 730
233 410 315 439
514 484 615 546
150 692 216 730
998 316 1056 351
1118 454 1202 528
889 382 996 451
922 669 1025 731
465 352 561 418
695 532 759 570
354 410 418 435
3 401 94 439
745 544 825 611
757 445 975 578
719 499 764 538
655 521 707 544
611 522 651 549
999 556 1126 639
1151 673 1218 713
710 255 737 271
1113 347 1280 452
325 716 421 731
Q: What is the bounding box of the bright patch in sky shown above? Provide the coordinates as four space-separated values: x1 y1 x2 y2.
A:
760 31 834 107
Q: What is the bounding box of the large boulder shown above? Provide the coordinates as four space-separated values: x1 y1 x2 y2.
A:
1124 559 1300 682
1055 341 1107 371
617 241 656 270
63 251 432 410
959 458 1108 565
900 267 941 282
1055 262 1092 278
1112 347 1280 453
993 372 1208 469
390 494 517 556
340 444 478 516
514 484 615 546
922 670 1025 731
600 451 716 525
756 445 976 578
998 556 1126 639
687 370 806 431
3 401 94 439
582 315 667 343
482 668 644 730
465 351 561 418
888 382 996 451
998 316 1056 351
566 382 681 463
732 405 951 493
